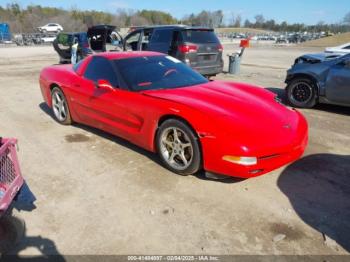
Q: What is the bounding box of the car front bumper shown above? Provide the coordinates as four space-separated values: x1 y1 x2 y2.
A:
200 112 308 178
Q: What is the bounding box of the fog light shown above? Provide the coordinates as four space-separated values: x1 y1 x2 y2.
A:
222 156 257 166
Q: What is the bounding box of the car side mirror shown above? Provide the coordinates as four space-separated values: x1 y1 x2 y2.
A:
96 79 114 91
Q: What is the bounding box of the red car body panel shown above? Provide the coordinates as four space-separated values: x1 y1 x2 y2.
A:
39 51 308 178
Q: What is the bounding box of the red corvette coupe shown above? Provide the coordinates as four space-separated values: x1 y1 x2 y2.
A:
39 51 308 178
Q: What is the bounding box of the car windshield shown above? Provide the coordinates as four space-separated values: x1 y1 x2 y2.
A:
113 56 208 91
181 29 219 44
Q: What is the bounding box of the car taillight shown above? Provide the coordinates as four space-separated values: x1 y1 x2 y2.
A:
217 44 223 52
178 44 198 53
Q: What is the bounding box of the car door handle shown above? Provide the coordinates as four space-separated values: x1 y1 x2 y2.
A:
74 84 80 88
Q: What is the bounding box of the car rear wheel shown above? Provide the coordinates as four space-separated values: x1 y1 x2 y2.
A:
51 87 72 125
156 119 201 176
286 78 317 108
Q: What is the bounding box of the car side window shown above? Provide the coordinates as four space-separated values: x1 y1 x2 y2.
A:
151 29 173 44
141 29 153 50
148 29 174 54
125 31 141 51
84 57 119 87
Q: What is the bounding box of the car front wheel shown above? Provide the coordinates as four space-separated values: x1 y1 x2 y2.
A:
51 87 72 125
286 78 317 108
156 119 201 176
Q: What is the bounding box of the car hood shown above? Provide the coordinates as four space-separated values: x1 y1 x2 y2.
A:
143 80 294 126
298 52 344 63
143 81 305 154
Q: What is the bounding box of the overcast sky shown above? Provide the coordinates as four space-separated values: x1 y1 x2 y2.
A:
0 0 349 25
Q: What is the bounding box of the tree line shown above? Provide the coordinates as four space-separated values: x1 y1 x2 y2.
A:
0 3 349 33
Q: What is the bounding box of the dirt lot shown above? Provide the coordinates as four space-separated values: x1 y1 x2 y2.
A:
0 44 349 256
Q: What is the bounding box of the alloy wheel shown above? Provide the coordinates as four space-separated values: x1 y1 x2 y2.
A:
160 127 194 171
52 90 68 122
291 82 312 103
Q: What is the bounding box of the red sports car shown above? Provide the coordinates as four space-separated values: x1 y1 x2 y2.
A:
39 51 308 178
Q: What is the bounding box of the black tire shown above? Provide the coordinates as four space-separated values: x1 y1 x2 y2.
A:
286 77 317 108
51 87 72 125
156 119 201 176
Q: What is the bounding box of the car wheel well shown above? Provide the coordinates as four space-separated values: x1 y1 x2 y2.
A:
157 115 198 138
288 74 319 93
155 114 202 155
50 83 60 92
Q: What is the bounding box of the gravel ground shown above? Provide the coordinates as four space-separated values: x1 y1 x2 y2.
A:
0 44 349 256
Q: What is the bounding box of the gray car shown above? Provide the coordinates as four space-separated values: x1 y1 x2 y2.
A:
285 53 350 108
123 25 224 77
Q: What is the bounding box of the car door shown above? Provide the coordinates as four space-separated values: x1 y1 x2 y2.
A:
147 28 174 54
140 29 153 51
123 30 142 51
324 57 350 105
70 56 145 140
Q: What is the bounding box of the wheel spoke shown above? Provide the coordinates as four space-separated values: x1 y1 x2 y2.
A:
169 151 176 162
181 142 191 149
162 139 173 148
58 105 63 118
179 152 188 165
55 93 61 103
61 104 66 117
173 128 179 142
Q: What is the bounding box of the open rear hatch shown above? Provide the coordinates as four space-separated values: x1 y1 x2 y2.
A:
87 25 122 52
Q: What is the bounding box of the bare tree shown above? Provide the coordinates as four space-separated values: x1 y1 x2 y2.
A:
234 14 242 28
254 14 265 28
228 12 235 27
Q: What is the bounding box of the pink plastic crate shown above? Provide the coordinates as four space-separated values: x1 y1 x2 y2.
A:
0 138 24 217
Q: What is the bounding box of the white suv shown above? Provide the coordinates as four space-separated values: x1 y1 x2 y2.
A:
38 23 63 33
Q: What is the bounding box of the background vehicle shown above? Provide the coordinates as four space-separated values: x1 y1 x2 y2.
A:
325 42 350 54
41 34 56 43
87 25 123 52
285 53 350 108
123 25 224 76
37 23 63 33
53 32 92 64
276 35 288 44
39 52 307 179
0 23 11 43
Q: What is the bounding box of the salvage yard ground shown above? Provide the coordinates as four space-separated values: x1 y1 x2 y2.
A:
0 44 349 255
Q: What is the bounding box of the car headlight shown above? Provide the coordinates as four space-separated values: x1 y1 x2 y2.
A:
222 156 257 166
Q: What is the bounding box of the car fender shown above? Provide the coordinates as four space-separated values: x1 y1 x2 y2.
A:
286 67 328 96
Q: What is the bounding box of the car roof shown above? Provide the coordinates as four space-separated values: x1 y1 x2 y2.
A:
59 32 86 35
89 24 116 30
94 51 164 60
133 24 213 31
